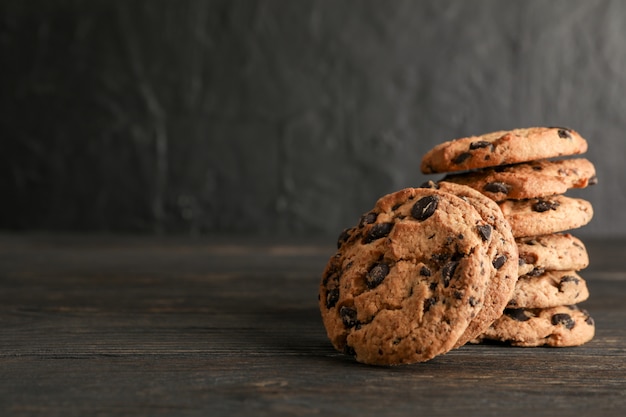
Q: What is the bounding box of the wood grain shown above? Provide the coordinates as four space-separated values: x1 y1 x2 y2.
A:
1 235 625 416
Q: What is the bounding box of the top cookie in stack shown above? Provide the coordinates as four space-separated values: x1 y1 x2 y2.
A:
420 126 597 347
421 127 588 175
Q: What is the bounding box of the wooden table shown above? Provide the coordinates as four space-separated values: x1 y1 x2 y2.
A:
1 234 625 416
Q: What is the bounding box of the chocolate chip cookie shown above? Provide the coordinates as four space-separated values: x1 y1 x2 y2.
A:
498 196 593 238
421 181 518 348
475 305 595 347
319 187 493 365
508 270 589 308
443 158 597 202
517 233 589 277
421 127 588 174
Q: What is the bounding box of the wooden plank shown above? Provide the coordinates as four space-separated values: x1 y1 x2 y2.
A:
1 235 626 416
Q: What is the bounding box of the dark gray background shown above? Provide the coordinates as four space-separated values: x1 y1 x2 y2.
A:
2 0 625 238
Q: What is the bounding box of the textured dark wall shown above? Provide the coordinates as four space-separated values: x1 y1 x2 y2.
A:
2 0 625 237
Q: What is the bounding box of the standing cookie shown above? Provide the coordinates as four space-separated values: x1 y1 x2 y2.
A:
421 127 588 174
319 187 492 365
422 181 518 348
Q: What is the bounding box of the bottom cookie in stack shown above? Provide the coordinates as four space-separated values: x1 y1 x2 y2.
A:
473 305 595 347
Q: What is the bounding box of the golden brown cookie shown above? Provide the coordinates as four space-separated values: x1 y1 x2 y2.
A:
421 127 588 174
442 158 597 202
474 305 595 347
319 187 493 365
498 196 593 238
508 271 589 308
423 181 518 348
517 233 589 277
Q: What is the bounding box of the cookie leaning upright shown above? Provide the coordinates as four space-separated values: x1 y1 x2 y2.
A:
422 181 518 348
420 127 588 174
319 187 493 365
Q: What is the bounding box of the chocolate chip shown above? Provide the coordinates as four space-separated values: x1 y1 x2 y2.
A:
442 261 458 287
469 296 477 307
359 212 377 227
520 253 538 265
420 180 439 189
525 267 545 277
452 152 472 164
420 265 432 276
337 228 352 248
588 175 598 186
492 255 507 270
340 306 358 328
558 275 579 292
551 313 576 330
366 263 390 289
431 253 449 265
411 195 439 221
469 140 493 150
477 224 492 242
556 128 573 139
454 290 463 299
484 182 510 195
451 251 464 262
531 164 543 171
423 297 437 313
326 288 339 309
504 308 531 322
585 316 595 326
532 199 560 212
363 222 394 243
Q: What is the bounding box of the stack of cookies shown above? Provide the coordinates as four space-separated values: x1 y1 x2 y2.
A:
319 127 596 366
423 127 596 348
